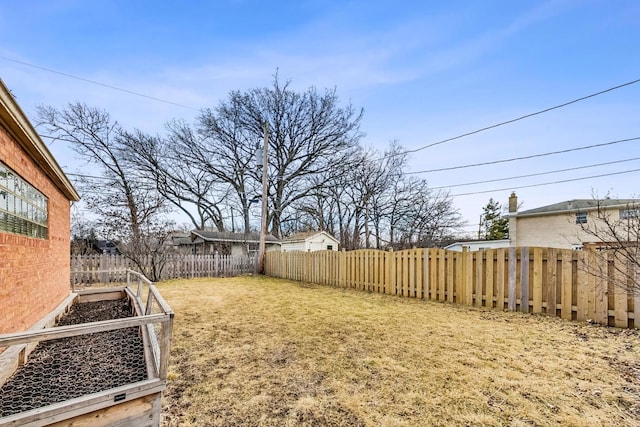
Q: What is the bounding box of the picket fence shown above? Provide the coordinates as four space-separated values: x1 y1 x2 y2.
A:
71 254 256 285
265 247 640 329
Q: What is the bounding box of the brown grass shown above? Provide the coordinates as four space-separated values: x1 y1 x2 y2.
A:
157 276 640 427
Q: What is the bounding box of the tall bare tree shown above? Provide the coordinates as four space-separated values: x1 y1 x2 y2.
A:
37 103 173 280
125 74 363 240
120 126 228 231
233 74 364 237
293 142 463 249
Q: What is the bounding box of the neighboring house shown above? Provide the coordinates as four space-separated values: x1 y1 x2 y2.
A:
281 231 339 252
508 192 640 250
165 231 194 254
444 239 510 252
0 79 80 335
93 239 119 255
190 230 281 256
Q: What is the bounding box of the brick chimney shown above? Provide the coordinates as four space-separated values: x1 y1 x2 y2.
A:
508 192 518 213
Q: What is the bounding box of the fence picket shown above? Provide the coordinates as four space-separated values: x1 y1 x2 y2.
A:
71 253 255 285
520 247 530 313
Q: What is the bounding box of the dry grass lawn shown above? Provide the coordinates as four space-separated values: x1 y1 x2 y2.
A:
157 276 640 426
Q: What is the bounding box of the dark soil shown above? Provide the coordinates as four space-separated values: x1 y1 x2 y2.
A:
0 299 147 418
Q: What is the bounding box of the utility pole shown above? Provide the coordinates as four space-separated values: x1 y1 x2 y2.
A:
257 123 269 274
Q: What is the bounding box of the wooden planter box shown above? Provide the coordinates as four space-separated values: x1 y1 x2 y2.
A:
0 271 173 427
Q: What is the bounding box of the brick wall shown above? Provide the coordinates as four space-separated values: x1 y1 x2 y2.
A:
0 127 71 335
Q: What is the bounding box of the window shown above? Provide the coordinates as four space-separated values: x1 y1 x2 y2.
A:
620 208 640 220
0 161 48 238
327 245 333 250
575 212 587 224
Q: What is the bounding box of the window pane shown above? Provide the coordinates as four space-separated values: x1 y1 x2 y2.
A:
0 160 48 239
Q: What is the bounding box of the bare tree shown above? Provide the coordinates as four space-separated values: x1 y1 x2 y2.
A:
70 204 98 255
120 126 229 231
578 197 640 293
293 142 463 250
233 74 364 237
37 103 173 280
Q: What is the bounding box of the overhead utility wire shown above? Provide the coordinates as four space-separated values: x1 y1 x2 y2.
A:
0 55 200 111
389 77 640 157
430 156 640 190
407 136 640 174
450 167 640 197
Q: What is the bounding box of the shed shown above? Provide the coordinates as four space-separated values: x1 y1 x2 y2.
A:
281 231 339 252
190 230 281 256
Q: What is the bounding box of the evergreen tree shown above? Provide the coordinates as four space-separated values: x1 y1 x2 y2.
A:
481 198 509 240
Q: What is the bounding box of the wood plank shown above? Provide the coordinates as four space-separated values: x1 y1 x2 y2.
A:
546 249 557 316
484 249 494 308
594 253 609 325
416 249 424 299
475 250 484 307
561 250 573 320
586 251 597 320
495 249 505 310
389 250 396 295
409 249 416 298
423 249 430 299
576 251 589 322
0 314 169 348
430 249 438 300
454 251 462 304
464 251 473 306
400 250 409 297
446 249 455 303
438 249 446 302
47 397 162 427
520 247 530 313
3 381 164 427
614 257 629 328
532 248 543 313
77 291 126 303
507 247 517 311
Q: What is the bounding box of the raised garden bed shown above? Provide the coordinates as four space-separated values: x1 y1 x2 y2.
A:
0 271 173 427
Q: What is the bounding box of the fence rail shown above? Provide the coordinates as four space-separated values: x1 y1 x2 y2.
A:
71 254 255 285
265 247 640 328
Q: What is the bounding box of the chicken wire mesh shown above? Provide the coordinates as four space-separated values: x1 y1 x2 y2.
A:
0 299 148 418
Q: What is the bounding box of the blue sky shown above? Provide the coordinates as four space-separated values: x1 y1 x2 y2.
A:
1 0 639 235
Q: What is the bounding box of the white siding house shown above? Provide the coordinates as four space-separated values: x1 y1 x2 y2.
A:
281 231 339 252
444 239 510 252
508 193 640 249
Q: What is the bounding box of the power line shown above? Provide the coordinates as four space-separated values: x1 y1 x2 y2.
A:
66 172 112 181
430 156 640 190
0 55 200 111
407 136 640 174
450 167 640 197
388 77 640 158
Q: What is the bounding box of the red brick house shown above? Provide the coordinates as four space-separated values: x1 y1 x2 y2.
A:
0 79 80 335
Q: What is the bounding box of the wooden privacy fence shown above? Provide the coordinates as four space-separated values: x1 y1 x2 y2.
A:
71 254 255 285
265 247 640 329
